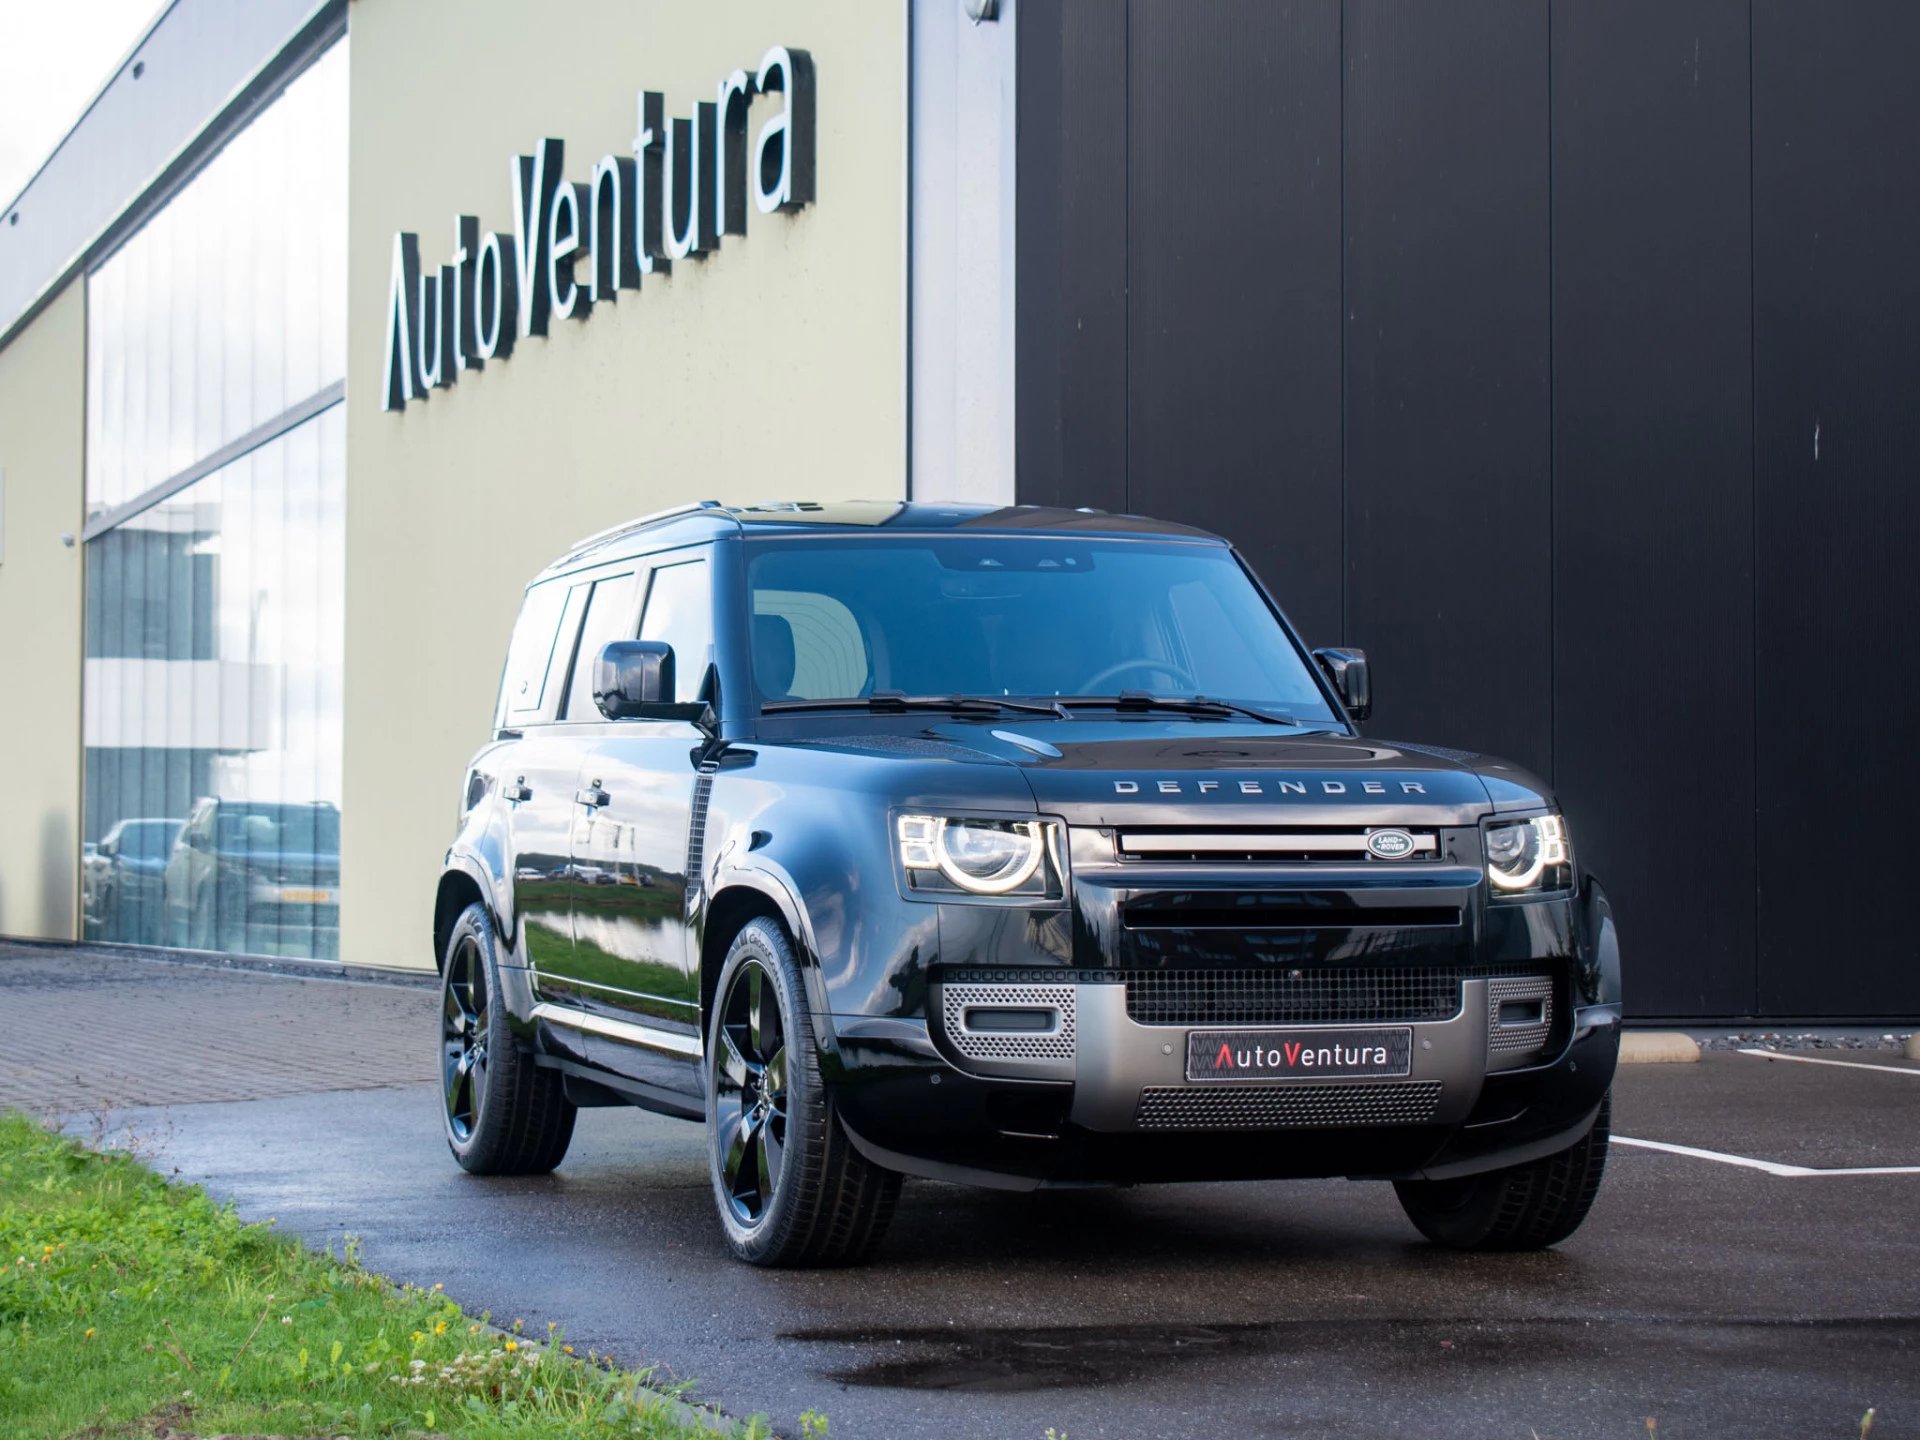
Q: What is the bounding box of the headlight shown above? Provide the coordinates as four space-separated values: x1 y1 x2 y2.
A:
1484 814 1571 894
896 815 1064 897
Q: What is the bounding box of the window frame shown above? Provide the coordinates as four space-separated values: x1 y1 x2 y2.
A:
635 550 717 710
554 568 645 723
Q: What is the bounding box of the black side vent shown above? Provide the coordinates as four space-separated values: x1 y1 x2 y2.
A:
685 766 717 907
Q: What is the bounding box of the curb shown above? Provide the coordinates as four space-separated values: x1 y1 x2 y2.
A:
1620 1031 1703 1064
4 937 435 989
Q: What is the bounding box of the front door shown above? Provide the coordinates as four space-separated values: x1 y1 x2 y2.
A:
566 553 714 1090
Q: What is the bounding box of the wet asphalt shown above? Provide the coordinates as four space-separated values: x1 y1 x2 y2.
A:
92 1050 1919 1440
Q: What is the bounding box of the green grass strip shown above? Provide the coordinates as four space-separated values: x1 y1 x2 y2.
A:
0 1111 816 1439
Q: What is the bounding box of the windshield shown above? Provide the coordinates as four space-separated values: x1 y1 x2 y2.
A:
744 537 1337 720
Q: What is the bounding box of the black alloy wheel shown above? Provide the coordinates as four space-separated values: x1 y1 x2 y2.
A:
711 959 789 1226
704 916 900 1266
437 900 575 1174
442 930 490 1143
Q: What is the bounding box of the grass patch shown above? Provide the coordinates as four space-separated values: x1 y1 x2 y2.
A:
0 1111 806 1439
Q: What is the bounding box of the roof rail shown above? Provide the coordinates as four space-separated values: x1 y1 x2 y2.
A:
562 500 725 555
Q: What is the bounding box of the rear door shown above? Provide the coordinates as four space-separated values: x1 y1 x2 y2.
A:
496 580 590 989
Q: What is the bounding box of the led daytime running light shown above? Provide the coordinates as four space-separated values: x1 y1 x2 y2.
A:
897 814 1047 895
1486 814 1570 892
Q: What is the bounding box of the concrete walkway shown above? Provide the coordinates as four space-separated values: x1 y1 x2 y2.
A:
0 942 436 1116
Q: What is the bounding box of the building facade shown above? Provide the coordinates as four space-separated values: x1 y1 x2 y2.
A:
1 0 1915 1021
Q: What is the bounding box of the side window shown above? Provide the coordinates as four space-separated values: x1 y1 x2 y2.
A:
497 581 570 721
561 572 640 719
638 559 713 704
752 588 869 700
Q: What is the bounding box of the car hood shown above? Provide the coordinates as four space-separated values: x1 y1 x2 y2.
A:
909 721 1551 826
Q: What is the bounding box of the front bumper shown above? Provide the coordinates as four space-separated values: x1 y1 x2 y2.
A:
825 859 1621 1188
828 976 1619 1188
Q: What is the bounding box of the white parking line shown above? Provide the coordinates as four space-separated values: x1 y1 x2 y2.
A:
1736 1048 1920 1077
1613 1135 1920 1177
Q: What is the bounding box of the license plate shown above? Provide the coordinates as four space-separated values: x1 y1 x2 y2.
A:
276 886 336 905
1186 1027 1412 1082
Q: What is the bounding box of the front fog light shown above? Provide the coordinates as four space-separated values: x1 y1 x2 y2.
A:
897 815 1059 896
1485 814 1571 893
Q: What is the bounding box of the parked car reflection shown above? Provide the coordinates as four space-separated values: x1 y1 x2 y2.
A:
161 799 340 959
81 818 185 944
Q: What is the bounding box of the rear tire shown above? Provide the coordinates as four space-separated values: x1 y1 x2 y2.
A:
440 902 576 1175
706 917 901 1267
1394 1091 1610 1251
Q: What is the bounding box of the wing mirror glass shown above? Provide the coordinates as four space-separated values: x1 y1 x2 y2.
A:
1312 646 1371 722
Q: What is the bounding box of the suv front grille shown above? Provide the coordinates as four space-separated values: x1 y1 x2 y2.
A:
1115 826 1441 863
1124 966 1468 1027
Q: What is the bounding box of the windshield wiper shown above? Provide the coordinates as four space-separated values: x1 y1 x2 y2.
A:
763 691 1070 719
1054 692 1298 725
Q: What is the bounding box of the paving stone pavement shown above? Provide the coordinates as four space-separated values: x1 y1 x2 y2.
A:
0 942 438 1119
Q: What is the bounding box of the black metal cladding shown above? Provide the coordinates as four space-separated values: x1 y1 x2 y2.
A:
1014 0 1920 1021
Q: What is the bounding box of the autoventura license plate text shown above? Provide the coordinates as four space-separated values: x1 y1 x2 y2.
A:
1186 1027 1413 1082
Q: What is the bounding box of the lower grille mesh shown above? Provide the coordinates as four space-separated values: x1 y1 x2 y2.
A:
940 983 1077 1062
1487 975 1555 1053
1136 1082 1444 1130
1125 967 1465 1026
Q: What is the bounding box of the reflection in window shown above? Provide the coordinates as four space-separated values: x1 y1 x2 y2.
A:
81 409 344 957
81 40 347 960
84 43 347 518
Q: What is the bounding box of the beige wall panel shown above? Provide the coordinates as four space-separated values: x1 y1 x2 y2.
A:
0 282 85 940
344 0 907 968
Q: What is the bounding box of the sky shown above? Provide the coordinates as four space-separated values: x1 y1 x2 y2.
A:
0 0 164 206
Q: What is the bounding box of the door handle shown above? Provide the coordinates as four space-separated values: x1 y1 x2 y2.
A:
577 785 611 808
503 777 532 802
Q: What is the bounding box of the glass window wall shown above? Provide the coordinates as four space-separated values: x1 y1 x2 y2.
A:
82 41 347 961
82 410 344 955
85 42 347 520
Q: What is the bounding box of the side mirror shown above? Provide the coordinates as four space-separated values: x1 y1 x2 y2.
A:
594 640 675 718
1312 646 1371 722
593 640 714 726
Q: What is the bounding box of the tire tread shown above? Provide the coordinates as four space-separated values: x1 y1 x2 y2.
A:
1395 1091 1610 1251
712 917 901 1267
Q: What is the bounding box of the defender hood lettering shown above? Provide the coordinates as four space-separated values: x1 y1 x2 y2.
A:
913 724 1527 826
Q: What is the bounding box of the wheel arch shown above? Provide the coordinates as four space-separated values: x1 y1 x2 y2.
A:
433 859 496 973
700 874 817 1036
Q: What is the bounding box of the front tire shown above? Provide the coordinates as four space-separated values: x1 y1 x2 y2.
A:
1394 1091 1610 1251
706 917 901 1267
440 902 576 1175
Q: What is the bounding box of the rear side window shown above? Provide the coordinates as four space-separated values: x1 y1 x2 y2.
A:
562 572 640 719
498 582 569 721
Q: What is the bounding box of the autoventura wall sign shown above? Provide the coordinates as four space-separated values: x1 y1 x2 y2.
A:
382 46 815 412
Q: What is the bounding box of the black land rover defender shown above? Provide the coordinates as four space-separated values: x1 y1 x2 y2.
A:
434 501 1620 1266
